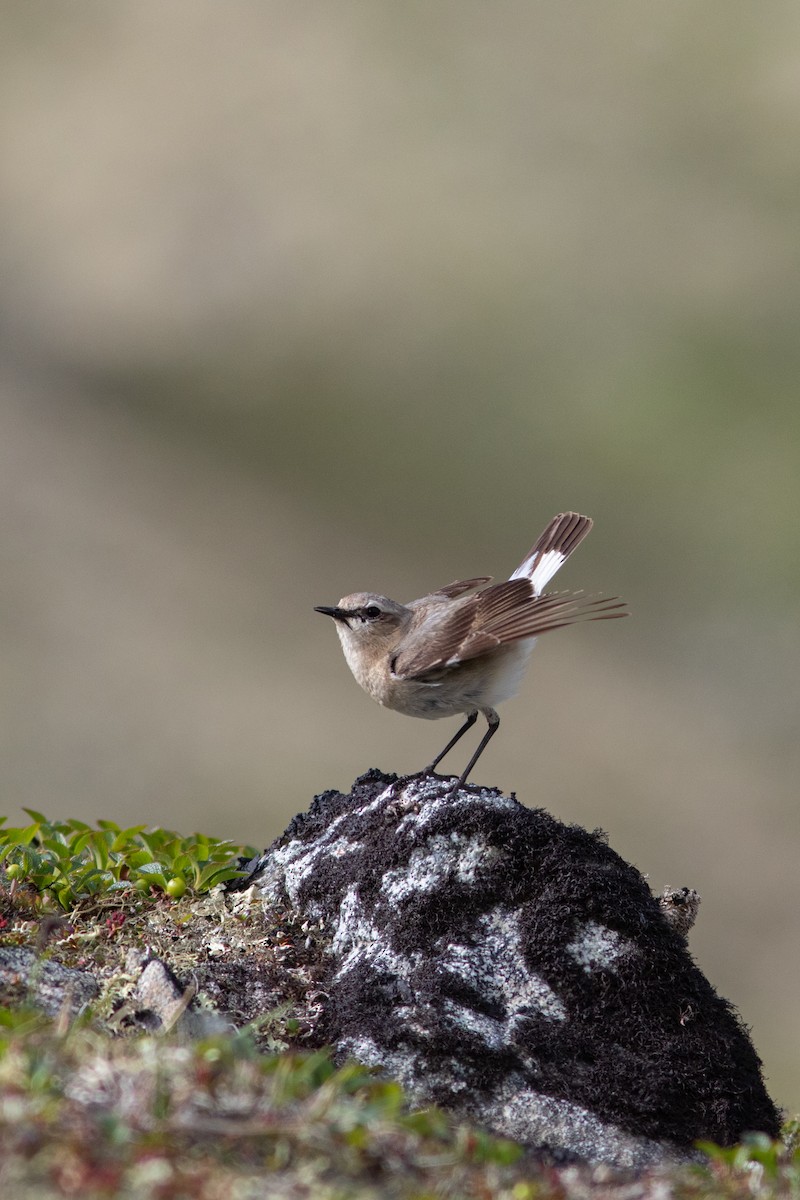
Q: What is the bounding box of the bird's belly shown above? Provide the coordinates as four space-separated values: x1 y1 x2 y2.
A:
381 640 536 719
382 680 466 720
475 638 536 706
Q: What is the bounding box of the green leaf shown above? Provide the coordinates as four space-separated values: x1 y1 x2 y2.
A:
69 832 94 858
13 823 42 847
133 864 168 890
125 849 156 868
196 864 247 889
21 808 48 824
110 826 148 852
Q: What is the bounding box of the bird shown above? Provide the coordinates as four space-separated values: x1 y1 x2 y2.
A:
314 512 627 790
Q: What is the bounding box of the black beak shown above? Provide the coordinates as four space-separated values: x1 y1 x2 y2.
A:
314 605 349 621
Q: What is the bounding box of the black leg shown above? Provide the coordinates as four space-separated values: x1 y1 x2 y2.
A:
453 709 500 790
424 711 478 773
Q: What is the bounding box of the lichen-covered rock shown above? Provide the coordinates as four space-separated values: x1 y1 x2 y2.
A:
248 769 780 1168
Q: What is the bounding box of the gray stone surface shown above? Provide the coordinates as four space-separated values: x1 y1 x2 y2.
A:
0 945 99 1016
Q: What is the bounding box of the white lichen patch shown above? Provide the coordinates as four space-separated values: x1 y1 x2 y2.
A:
438 908 567 1046
441 999 507 1050
394 782 519 836
381 834 500 903
332 884 421 983
354 782 398 817
262 834 364 911
491 1081 682 1170
566 921 633 973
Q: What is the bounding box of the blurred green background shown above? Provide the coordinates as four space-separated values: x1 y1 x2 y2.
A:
2 2 798 1113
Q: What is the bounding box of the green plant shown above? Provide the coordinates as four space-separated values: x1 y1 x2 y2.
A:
696 1129 800 1193
0 811 256 909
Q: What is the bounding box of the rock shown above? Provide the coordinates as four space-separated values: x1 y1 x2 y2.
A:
247 769 781 1169
111 951 235 1038
0 945 99 1016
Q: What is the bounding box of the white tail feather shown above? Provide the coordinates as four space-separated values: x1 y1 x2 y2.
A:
509 548 567 594
509 512 593 595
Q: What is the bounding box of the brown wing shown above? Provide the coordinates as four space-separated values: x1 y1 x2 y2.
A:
431 576 493 599
453 588 628 664
392 580 627 680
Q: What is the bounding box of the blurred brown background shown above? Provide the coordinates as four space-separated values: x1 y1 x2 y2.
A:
2 2 798 1113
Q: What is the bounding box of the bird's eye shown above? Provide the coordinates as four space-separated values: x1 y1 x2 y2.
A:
362 605 382 620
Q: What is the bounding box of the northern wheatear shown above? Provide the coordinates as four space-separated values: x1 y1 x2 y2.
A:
315 512 626 789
